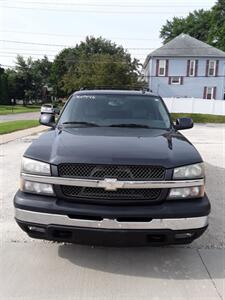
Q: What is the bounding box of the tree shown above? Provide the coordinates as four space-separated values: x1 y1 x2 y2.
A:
7 55 53 105
14 56 34 105
1 37 144 103
50 47 77 97
6 68 25 101
0 67 9 104
31 56 53 100
208 0 225 51
160 9 212 45
51 37 144 96
160 1 225 51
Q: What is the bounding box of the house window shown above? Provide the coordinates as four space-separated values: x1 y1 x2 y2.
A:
158 60 166 76
208 60 216 76
205 87 215 99
171 76 182 84
189 60 196 76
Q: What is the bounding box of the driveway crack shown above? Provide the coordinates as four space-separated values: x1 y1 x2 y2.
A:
197 249 223 300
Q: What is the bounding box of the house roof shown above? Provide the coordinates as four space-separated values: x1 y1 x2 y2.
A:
143 34 225 67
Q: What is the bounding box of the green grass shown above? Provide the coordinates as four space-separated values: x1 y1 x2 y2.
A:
171 113 225 123
0 120 39 135
0 105 40 115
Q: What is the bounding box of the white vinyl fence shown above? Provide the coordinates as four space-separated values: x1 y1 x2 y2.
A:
163 98 225 116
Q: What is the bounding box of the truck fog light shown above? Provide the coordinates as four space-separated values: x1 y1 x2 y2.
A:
168 186 204 199
28 226 46 233
20 179 55 195
175 233 194 239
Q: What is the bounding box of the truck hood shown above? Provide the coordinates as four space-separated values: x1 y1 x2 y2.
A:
25 127 202 169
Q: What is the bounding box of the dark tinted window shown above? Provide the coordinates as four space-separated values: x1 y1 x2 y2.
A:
58 94 171 129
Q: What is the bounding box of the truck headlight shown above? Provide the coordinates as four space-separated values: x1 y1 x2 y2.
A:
21 157 51 175
20 158 53 195
173 163 205 179
20 178 55 196
168 186 204 199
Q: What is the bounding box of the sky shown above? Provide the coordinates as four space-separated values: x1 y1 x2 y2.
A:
0 0 216 68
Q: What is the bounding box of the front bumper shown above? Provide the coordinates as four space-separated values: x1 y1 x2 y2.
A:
14 191 210 246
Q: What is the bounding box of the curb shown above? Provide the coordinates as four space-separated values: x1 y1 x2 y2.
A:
0 125 47 145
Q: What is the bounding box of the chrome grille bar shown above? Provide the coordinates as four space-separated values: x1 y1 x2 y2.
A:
21 173 204 190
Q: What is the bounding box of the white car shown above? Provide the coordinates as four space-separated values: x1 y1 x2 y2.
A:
40 104 60 115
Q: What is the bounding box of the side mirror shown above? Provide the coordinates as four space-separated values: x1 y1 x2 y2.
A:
174 117 194 130
39 113 56 127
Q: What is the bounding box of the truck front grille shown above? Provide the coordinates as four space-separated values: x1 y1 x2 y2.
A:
61 186 162 201
58 164 165 181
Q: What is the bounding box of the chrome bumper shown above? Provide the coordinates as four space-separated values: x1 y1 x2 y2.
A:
15 208 208 230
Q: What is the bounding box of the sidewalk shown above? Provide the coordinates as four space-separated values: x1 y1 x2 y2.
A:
0 125 47 145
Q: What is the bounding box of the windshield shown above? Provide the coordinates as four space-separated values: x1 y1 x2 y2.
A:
58 94 171 129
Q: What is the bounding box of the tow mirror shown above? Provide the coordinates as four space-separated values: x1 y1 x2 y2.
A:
174 118 194 130
39 113 56 128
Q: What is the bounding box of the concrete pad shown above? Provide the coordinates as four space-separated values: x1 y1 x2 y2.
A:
183 124 225 169
199 249 225 299
0 243 221 300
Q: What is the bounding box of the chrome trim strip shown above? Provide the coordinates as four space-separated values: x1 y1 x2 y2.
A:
21 173 204 190
15 208 208 230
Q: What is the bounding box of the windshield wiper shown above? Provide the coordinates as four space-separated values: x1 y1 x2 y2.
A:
108 123 151 129
62 121 100 127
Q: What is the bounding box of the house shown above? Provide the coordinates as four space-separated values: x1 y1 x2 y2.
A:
143 34 225 100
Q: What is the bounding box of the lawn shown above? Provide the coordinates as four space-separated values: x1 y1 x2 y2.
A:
0 120 39 135
0 105 40 115
171 113 225 123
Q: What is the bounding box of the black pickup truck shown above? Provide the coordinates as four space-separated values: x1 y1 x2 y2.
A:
14 90 210 246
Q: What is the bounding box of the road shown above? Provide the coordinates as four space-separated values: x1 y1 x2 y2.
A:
0 124 224 300
0 111 40 122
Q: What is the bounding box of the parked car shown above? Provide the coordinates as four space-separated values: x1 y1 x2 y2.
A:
40 103 60 115
14 90 210 246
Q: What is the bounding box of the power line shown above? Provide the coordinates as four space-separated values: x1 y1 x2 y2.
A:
0 63 15 68
0 1 211 8
0 39 158 50
0 30 160 41
0 40 219 51
0 51 148 58
0 5 194 14
0 49 150 58
0 39 69 47
0 53 142 63
0 51 56 56
0 51 149 57
0 47 60 52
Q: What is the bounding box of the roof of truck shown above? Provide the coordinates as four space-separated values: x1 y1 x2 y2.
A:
73 90 159 97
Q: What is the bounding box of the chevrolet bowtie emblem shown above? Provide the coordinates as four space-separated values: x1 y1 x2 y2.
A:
98 178 124 191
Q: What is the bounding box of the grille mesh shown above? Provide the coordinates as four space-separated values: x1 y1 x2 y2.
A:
58 164 165 180
61 185 161 201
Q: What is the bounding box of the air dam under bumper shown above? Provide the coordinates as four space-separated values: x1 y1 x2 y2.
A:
15 208 208 246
